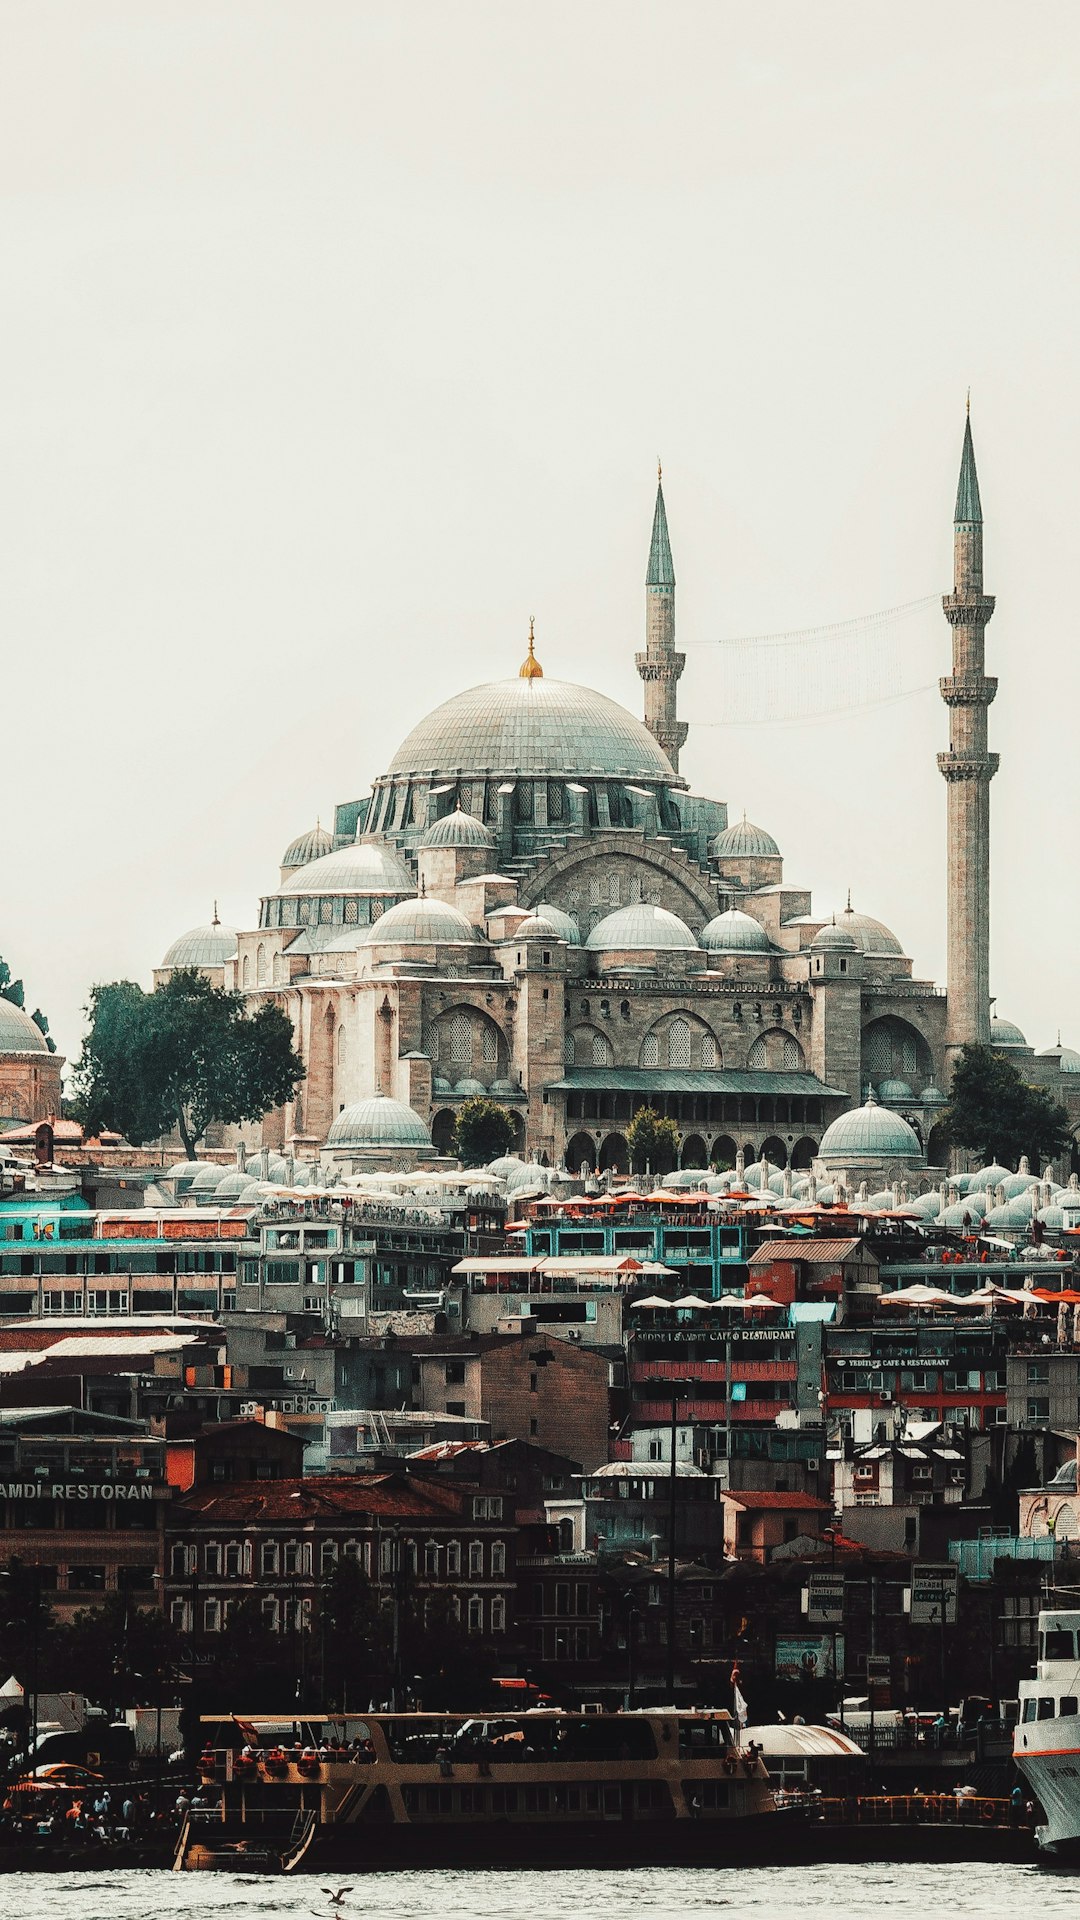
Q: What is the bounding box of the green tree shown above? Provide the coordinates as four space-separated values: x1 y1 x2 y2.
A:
30 1009 57 1054
626 1105 681 1175
453 1096 516 1168
58 1596 185 1710
318 1558 386 1709
944 1044 1071 1170
0 957 25 1008
0 1557 57 1700
73 969 305 1158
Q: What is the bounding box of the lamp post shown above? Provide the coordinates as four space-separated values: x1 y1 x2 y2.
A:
666 1379 693 1701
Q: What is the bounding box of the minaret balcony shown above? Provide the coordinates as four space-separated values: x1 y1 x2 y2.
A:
942 592 995 626
937 751 1000 783
635 652 686 681
939 674 998 707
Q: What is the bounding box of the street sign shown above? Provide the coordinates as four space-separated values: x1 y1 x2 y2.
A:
866 1653 890 1682
910 1562 958 1625
806 1572 845 1625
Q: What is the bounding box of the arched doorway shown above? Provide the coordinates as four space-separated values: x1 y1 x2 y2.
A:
760 1136 788 1168
431 1109 457 1154
741 1141 756 1166
926 1123 949 1167
567 1131 597 1174
599 1133 629 1174
681 1135 707 1170
791 1136 818 1170
710 1134 737 1172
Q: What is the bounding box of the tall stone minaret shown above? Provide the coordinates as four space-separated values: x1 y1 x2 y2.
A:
939 406 998 1065
636 467 687 772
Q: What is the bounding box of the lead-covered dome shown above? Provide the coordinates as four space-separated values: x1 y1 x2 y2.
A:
384 676 679 784
585 903 698 952
528 903 582 945
363 896 479 945
280 841 413 896
161 922 239 969
991 1015 1028 1049
420 809 496 851
812 922 858 953
819 1094 922 1160
834 905 905 956
711 817 780 860
282 823 333 870
700 908 773 953
0 1000 50 1054
327 1095 433 1149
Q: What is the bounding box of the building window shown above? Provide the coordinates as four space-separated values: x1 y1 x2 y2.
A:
424 1540 440 1575
170 1600 188 1633
467 1595 483 1634
203 1599 221 1633
1028 1398 1050 1421
170 1543 191 1578
590 1030 611 1067
491 1596 506 1633
700 1031 718 1068
446 1542 461 1576
261 1598 279 1633
450 1012 470 1066
491 1541 506 1577
225 1542 243 1577
445 1360 466 1385
260 1542 279 1577
320 1541 338 1575
283 1541 301 1575
668 1019 691 1068
203 1544 221 1576
641 1032 660 1068
472 1496 503 1519
468 1541 484 1576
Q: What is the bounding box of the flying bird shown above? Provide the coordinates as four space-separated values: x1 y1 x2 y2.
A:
321 1893 353 1906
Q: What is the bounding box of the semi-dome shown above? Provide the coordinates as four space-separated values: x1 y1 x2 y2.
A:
585 903 698 953
528 903 581 945
834 905 905 956
420 809 496 851
0 1000 51 1054
819 1094 922 1161
990 1015 1028 1049
383 675 679 785
161 921 239 969
877 1079 915 1103
280 841 413 896
282 823 333 870
700 908 773 954
711 817 780 860
812 922 858 953
362 895 479 945
327 1095 433 1150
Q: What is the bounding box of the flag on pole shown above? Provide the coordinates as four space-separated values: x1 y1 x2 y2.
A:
733 1684 748 1728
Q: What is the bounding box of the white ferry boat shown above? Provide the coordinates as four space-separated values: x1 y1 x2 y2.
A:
1013 1607 1080 1854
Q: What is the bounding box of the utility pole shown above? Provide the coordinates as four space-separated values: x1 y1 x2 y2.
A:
666 1379 692 1700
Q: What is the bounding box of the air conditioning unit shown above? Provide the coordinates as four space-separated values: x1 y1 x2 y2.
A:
240 1400 260 1415
879 1390 893 1402
567 1329 582 1342
806 1457 821 1472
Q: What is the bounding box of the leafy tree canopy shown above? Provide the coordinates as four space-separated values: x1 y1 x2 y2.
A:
453 1096 516 1168
0 956 56 1050
73 969 305 1158
944 1044 1071 1170
626 1105 682 1175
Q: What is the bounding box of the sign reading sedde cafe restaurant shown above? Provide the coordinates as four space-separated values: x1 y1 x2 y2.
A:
0 1479 160 1503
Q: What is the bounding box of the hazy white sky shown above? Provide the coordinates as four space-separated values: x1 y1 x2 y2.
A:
2 2 1078 1066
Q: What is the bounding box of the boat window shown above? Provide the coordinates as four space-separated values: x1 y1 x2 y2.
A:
1044 1630 1076 1660
1037 1697 1057 1720
678 1718 731 1755
1061 1697 1078 1717
1023 1699 1039 1723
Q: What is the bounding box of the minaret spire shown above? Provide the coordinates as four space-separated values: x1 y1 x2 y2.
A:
939 404 998 1065
636 466 687 773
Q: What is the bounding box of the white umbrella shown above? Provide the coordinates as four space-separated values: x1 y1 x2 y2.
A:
632 1294 673 1309
671 1293 713 1309
877 1284 958 1308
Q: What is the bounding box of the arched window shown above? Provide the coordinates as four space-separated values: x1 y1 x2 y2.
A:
344 898 358 925
565 1033 576 1067
482 1022 497 1064
491 1540 506 1576
450 1012 470 1065
242 954 251 987
668 1019 691 1068
783 1035 802 1071
700 1031 718 1068
256 944 268 986
609 874 620 907
491 1596 506 1632
591 1031 611 1067
336 1024 348 1068
641 1032 660 1068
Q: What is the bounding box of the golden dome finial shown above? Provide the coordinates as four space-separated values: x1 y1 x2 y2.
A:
519 616 543 679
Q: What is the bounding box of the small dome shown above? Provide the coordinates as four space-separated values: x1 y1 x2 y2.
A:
0 1000 51 1054
454 1078 487 1097
166 1160 202 1188
490 1078 519 1096
819 1094 922 1161
919 1084 947 1105
432 1076 452 1094
282 823 333 870
280 841 414 896
161 921 239 969
711 816 781 861
835 905 905 956
971 1160 1014 1188
1039 1042 1080 1074
585 903 698 953
990 1015 1028 1049
528 903 582 946
213 1168 253 1200
190 1162 228 1192
812 922 858 953
363 895 479 946
877 1079 914 1103
420 809 496 851
700 908 773 954
514 915 562 940
487 1155 525 1177
327 1095 433 1150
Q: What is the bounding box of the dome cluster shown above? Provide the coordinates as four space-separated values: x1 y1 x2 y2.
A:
328 1095 433 1150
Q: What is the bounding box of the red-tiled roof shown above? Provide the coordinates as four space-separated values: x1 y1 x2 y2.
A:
722 1490 832 1510
171 1472 474 1525
747 1239 865 1265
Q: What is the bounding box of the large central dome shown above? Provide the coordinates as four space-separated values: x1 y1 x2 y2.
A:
385 676 679 784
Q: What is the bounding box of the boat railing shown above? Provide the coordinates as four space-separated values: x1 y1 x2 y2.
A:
816 1793 1019 1828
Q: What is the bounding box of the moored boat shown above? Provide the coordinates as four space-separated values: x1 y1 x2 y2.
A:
1013 1606 1080 1856
177 1707 790 1871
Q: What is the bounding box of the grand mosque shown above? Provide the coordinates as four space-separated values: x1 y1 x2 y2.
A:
142 415 1079 1178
